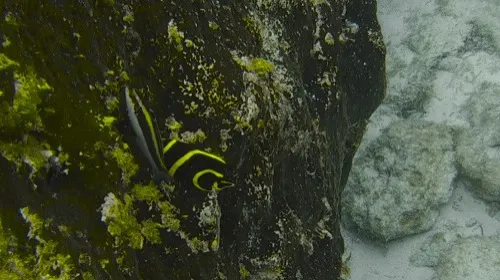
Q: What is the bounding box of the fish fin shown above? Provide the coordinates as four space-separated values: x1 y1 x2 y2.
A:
132 91 168 172
117 87 133 135
148 108 165 162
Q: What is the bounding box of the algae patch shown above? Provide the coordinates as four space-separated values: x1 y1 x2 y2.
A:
0 54 53 171
0 207 80 280
246 58 275 76
100 193 154 249
109 144 139 185
168 20 185 52
99 181 182 250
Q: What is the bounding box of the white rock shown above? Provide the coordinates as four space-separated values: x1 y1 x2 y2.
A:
433 235 500 280
342 119 457 241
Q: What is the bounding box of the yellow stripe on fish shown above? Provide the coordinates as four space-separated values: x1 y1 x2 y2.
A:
122 86 171 182
162 139 234 192
121 86 233 191
193 169 224 191
133 92 166 171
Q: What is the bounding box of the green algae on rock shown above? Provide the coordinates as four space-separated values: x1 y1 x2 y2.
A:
0 0 385 279
0 208 78 280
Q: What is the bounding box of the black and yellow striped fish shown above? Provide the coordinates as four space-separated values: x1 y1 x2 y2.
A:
162 139 234 191
121 86 233 191
121 86 171 183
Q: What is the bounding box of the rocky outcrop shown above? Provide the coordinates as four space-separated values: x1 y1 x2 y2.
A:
0 0 385 279
433 235 500 280
457 83 500 202
342 119 456 242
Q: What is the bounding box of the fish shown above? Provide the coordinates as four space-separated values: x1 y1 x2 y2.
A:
122 86 172 183
162 139 234 191
121 86 233 191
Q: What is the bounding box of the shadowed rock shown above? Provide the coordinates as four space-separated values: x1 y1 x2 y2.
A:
0 0 385 279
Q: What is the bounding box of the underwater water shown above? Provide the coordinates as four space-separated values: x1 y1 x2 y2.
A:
341 0 500 279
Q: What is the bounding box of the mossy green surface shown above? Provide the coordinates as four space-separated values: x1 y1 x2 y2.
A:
246 58 275 76
0 0 386 279
0 209 78 280
0 58 52 171
0 216 34 280
109 145 139 185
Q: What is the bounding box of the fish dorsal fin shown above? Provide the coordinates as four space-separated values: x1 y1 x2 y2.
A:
132 91 167 171
147 107 165 162
122 86 171 182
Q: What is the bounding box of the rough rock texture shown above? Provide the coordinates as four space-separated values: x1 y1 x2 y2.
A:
409 221 461 268
457 124 500 202
457 83 500 202
432 235 500 280
465 82 500 127
0 0 385 279
342 119 456 242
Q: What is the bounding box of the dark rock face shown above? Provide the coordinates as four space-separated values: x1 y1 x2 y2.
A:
0 1 385 279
